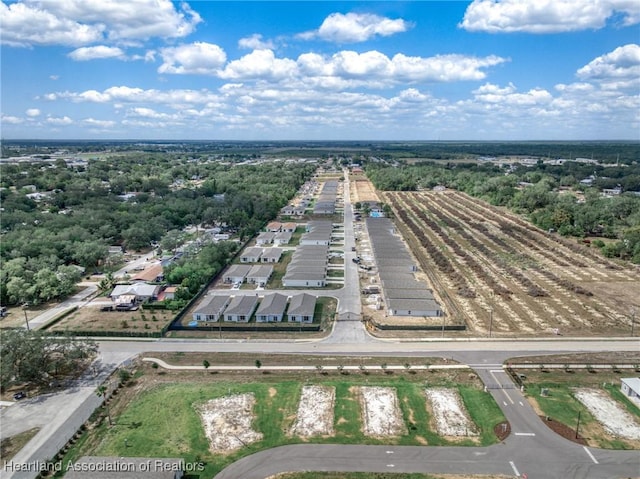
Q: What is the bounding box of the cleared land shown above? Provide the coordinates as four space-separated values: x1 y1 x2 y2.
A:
291 385 335 437
383 190 640 335
574 388 640 440
425 388 478 437
359 386 406 437
195 393 263 453
57 362 502 479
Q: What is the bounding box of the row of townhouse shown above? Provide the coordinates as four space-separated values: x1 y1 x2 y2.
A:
367 217 443 317
256 230 293 245
240 247 283 263
223 264 274 286
265 221 297 233
192 293 316 323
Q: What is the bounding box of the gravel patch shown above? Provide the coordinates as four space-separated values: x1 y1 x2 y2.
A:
359 386 406 437
195 393 263 453
291 385 335 437
574 388 640 440
425 388 478 437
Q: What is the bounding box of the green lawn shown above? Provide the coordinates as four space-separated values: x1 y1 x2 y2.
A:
525 381 640 449
58 376 505 478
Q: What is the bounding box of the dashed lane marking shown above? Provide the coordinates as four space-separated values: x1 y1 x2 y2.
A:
583 446 599 464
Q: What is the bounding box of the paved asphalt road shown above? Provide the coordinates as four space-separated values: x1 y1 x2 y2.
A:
3 168 639 478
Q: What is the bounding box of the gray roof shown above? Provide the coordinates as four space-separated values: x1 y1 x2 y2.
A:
247 265 273 278
256 293 288 315
380 278 426 290
287 293 316 315
387 298 442 313
110 283 159 298
241 247 263 258
621 377 640 393
385 288 434 300
224 295 259 316
64 456 182 479
283 270 326 281
261 248 283 260
224 264 251 278
193 295 231 316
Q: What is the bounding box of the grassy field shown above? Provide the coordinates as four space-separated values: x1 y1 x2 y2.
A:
0 428 40 462
517 367 640 449
55 370 504 478
48 305 174 334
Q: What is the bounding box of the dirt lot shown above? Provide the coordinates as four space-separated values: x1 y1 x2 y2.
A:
48 303 173 333
351 176 380 204
383 190 640 336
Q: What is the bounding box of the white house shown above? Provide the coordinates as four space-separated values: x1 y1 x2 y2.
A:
287 293 316 323
110 283 161 305
261 248 283 263
246 265 273 286
223 264 251 284
256 232 275 245
273 231 292 245
192 295 231 322
224 295 259 322
255 293 288 322
240 247 263 263
621 378 640 400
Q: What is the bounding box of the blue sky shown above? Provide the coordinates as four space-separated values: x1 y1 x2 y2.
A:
1 0 639 140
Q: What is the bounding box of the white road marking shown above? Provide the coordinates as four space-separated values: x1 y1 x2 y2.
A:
489 369 515 404
386 464 395 467
514 432 536 436
509 461 520 476
519 401 524 406
583 446 599 464
503 401 508 406
386 451 394 454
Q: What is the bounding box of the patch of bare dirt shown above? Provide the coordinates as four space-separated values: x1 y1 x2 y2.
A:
291 385 335 437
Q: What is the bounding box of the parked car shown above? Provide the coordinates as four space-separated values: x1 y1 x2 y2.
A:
13 391 26 400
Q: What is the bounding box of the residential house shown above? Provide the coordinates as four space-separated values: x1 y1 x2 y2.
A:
386 298 443 317
621 378 640 400
256 232 275 245
132 263 164 282
192 295 231 322
223 264 251 284
240 247 263 263
246 265 273 286
273 231 292 245
266 221 282 232
109 283 161 306
287 293 316 323
224 295 259 322
255 293 288 322
261 248 282 263
281 222 297 233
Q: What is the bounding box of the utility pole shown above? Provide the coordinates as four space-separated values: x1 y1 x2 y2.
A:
488 305 493 338
575 411 581 439
22 303 30 331
631 307 636 337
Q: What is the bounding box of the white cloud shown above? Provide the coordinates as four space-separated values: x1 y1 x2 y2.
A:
1 115 24 124
68 45 125 61
46 115 73 125
472 82 553 105
300 12 410 43
238 34 275 50
159 42 227 75
1 0 201 47
49 75 60 80
460 0 640 33
83 118 116 128
576 44 640 80
218 49 298 80
52 86 221 107
25 108 41 117
0 1 104 47
127 107 173 119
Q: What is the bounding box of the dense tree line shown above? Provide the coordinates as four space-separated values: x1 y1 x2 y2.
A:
0 329 97 390
366 161 640 263
0 154 315 305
